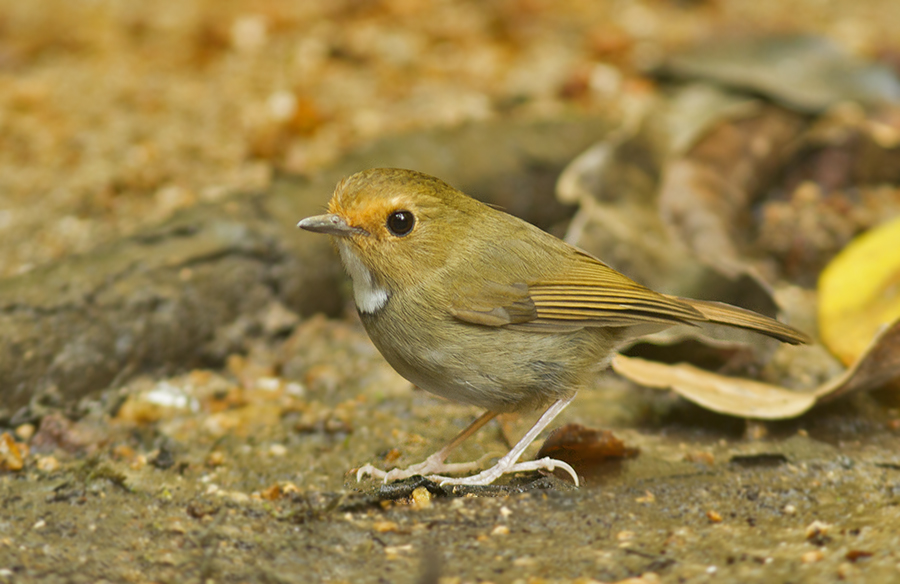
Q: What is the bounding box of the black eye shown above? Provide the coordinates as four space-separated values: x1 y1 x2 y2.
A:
386 210 415 236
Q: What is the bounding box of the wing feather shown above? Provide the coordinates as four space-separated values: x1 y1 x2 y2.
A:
442 211 806 343
449 249 703 331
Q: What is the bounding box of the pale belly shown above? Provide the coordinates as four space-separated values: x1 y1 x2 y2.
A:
361 305 620 412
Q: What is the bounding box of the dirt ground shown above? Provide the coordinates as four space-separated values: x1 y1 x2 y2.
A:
2 1 900 583
2 326 900 583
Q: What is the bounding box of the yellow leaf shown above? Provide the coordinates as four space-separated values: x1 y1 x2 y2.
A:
818 215 900 365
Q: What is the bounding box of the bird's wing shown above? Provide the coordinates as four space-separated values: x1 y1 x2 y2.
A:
447 280 538 327
520 263 704 330
446 231 808 343
448 245 703 332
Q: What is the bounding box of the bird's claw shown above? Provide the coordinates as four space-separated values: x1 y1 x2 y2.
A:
433 456 579 487
355 452 499 484
355 464 388 482
356 455 578 487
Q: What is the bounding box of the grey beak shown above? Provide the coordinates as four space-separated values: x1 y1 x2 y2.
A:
297 214 366 237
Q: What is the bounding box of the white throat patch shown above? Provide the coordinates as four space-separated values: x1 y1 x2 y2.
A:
336 241 390 313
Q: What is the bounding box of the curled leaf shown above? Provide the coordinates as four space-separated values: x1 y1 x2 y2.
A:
612 354 816 419
612 317 900 419
814 319 900 403
658 103 806 284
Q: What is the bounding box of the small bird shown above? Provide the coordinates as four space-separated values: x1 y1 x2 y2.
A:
298 168 808 486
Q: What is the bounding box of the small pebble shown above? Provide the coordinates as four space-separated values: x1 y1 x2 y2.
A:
617 531 635 541
806 520 832 539
373 521 399 533
14 424 35 441
36 456 60 472
410 486 432 509
802 550 824 563
0 433 24 472
635 490 655 503
206 451 226 467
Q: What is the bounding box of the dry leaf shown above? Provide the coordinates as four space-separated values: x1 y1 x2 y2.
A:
612 354 816 419
556 117 690 294
659 84 760 156
0 432 26 472
658 35 900 113
818 215 900 365
658 104 806 284
537 424 639 466
612 317 900 419
556 102 782 317
814 319 900 403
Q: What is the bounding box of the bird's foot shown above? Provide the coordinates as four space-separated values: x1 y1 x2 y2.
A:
356 451 495 483
434 395 580 487
430 456 578 487
357 396 579 488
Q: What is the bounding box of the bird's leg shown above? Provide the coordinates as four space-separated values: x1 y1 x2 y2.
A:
430 394 579 487
356 410 499 482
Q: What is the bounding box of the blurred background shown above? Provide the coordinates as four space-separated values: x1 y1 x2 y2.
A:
3 5 900 581
1 0 899 277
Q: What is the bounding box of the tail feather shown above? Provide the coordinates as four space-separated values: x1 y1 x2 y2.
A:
677 297 810 345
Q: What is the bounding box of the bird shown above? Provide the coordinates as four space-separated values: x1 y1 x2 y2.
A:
297 168 808 486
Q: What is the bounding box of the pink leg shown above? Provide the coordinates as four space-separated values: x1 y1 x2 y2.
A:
356 410 499 483
430 395 579 486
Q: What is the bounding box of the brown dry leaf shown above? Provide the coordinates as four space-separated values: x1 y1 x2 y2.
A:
659 84 761 156
658 103 806 285
556 101 778 318
556 113 694 294
655 36 900 293
845 550 874 563
612 318 900 419
536 424 639 466
557 100 799 350
794 103 900 186
30 412 106 454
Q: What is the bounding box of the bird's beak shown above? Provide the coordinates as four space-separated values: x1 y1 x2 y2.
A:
297 214 367 237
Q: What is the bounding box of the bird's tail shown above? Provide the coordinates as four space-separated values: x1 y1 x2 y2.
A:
676 297 810 345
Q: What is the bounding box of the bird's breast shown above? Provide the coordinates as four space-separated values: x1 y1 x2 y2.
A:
359 295 619 412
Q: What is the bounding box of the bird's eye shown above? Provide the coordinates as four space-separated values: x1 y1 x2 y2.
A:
386 210 415 236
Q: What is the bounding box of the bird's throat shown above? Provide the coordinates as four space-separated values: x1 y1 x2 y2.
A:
336 241 390 314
